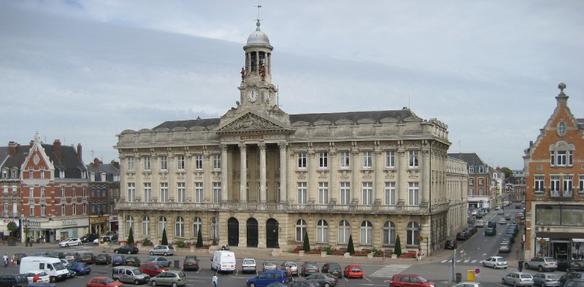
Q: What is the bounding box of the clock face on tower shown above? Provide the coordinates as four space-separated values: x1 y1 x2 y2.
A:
248 89 257 103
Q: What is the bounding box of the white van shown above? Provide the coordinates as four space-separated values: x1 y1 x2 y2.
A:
211 250 236 273
20 256 69 282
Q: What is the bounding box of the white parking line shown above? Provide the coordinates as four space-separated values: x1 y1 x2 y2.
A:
364 276 373 282
471 260 477 263
464 259 470 263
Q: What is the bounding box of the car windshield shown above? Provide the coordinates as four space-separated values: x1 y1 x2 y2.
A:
103 278 114 283
243 259 255 264
547 274 560 280
521 274 532 278
133 269 143 275
414 276 429 283
53 263 65 270
352 268 361 272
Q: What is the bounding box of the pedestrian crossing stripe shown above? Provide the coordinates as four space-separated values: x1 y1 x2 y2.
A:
370 264 411 278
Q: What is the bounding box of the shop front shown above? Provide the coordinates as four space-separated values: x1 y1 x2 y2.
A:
89 216 109 235
535 233 584 261
26 218 89 242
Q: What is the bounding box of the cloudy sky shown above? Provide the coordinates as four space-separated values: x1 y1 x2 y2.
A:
1 0 583 169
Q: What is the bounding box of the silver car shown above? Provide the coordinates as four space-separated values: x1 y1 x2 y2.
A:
503 272 534 286
533 273 560 287
241 258 257 273
482 256 509 269
149 245 174 256
526 257 558 272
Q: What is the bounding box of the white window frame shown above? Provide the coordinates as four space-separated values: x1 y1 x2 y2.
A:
563 176 573 197
144 182 152 202
127 157 135 171
158 217 167 235
160 182 169 202
408 150 419 168
40 204 46 217
160 156 168 171
407 221 420 245
316 219 328 243
408 182 419 206
296 219 307 242
385 151 395 168
297 182 307 205
193 217 202 237
177 155 185 170
362 151 372 168
340 182 351 205
384 181 396 206
338 220 351 244
195 182 204 203
213 154 221 169
318 182 329 204
212 182 221 203
319 152 328 169
340 151 350 169
297 152 307 169
534 176 544 193
143 156 151 171
360 221 373 245
551 176 560 197
383 221 396 246
175 217 184 237
177 182 186 203
362 182 373 205
142 216 150 236
127 183 135 202
579 175 584 193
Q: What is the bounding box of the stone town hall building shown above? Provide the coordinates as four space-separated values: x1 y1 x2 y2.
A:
115 21 467 254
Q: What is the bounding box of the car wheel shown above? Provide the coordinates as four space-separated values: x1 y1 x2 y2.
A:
149 251 153 255
50 277 55 283
172 283 177 287
324 284 330 287
539 266 543 272
164 252 168 256
151 281 156 286
115 250 119 254
135 280 139 285
250 283 256 287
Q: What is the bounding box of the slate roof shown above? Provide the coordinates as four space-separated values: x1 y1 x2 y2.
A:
0 143 86 179
447 153 487 167
87 162 119 182
0 147 7 166
154 109 417 130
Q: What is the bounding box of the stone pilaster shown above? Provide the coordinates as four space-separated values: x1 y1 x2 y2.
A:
239 143 247 203
259 143 267 203
278 142 287 204
221 145 229 202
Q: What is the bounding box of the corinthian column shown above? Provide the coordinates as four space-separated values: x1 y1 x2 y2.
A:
239 143 247 203
278 142 287 203
259 142 267 203
221 145 229 202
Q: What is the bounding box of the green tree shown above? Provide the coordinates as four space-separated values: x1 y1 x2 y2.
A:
500 167 513 179
6 221 17 235
302 230 310 252
394 235 402 258
196 228 203 248
127 227 134 245
161 227 168 246
346 234 355 255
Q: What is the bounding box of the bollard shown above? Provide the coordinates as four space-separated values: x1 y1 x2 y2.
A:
456 273 462 283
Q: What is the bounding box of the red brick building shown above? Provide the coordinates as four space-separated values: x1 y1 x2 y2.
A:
524 83 584 260
0 134 89 242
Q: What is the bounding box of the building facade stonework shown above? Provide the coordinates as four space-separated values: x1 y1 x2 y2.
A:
524 83 584 261
115 21 464 255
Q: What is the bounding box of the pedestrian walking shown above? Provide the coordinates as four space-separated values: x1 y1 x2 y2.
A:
212 274 218 287
3 255 8 267
416 248 422 261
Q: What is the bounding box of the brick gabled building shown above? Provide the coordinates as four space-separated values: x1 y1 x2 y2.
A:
448 153 494 210
0 134 89 242
87 158 120 234
524 83 584 261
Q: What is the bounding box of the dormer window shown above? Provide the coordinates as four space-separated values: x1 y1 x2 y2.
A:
81 171 87 179
550 141 574 167
10 169 17 179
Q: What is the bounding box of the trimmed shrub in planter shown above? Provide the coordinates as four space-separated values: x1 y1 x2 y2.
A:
175 240 187 249
142 238 153 246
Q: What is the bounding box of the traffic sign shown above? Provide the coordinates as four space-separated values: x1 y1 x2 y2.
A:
475 268 480 274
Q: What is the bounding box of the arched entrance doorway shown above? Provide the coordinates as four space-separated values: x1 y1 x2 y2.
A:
266 218 279 248
246 218 258 247
227 217 239 246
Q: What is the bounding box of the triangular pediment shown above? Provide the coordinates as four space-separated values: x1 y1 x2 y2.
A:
217 112 291 134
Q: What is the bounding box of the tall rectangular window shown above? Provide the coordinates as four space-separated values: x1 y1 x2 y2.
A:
408 150 419 168
550 176 560 197
408 182 420 206
143 156 151 171
195 182 204 203
579 175 584 192
160 156 168 170
563 176 573 197
319 152 328 169
72 204 77 215
340 182 351 205
318 182 329 204
213 154 221 169
29 205 34 216
127 157 135 171
297 152 307 169
144 182 151 202
363 151 372 168
550 151 555 166
340 151 350 168
212 182 221 203
362 182 373 205
297 182 307 205
557 151 567 166
61 204 65 216
569 150 574 166
127 183 135 202
40 204 46 216
385 151 395 168
160 182 169 202
195 154 203 170
385 181 396 205
534 176 544 193
177 182 186 203
177 155 185 170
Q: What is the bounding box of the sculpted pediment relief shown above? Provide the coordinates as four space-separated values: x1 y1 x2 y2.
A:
217 112 291 134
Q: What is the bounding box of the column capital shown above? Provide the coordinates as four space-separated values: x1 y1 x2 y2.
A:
278 141 288 149
258 142 266 150
238 142 247 149
220 144 229 151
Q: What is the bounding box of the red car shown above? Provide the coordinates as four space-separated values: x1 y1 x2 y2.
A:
86 276 124 287
389 274 434 287
344 264 364 279
140 262 167 277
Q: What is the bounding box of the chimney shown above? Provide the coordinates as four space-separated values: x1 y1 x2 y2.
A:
93 158 102 166
53 139 62 159
8 141 17 156
77 143 82 162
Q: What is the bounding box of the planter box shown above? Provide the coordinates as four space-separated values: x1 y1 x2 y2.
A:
298 251 304 257
320 251 327 257
344 252 351 258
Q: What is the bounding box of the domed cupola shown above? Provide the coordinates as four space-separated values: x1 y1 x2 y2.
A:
246 19 272 48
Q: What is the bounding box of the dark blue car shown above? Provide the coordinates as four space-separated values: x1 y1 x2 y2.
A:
68 262 91 275
247 270 289 287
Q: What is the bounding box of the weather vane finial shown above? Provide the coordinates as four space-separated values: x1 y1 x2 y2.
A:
256 0 262 31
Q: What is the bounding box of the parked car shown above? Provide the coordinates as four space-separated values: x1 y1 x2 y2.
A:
445 240 458 249
533 273 560 287
146 256 171 268
13 253 27 265
481 256 508 269
64 252 80 262
80 234 98 244
69 262 92 276
498 209 505 215
111 255 125 267
498 244 511 254
124 256 141 267
498 218 507 225
95 254 111 265
475 220 485 227
301 262 320 277
456 231 469 241
0 274 28 287
46 251 65 259
560 272 584 286
241 258 257 274
265 283 288 287
59 238 82 247
526 257 558 272
140 262 167 277
485 227 497 236
288 281 318 287
111 266 150 285
281 261 298 276
488 221 497 228
505 215 512 221
182 256 199 271
149 270 186 287
305 273 337 287
114 245 139 254
564 280 584 287
263 261 278 272
27 283 56 287
148 245 174 256
389 274 434 287
343 264 363 279
321 263 342 278
246 270 289 287
570 260 584 271
24 271 50 284
86 276 124 287
502 272 534 286
79 252 96 265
